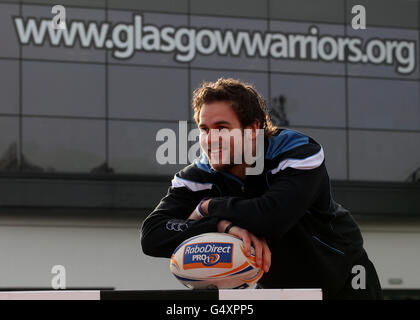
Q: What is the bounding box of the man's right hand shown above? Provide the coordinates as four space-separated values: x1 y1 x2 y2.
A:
217 219 271 273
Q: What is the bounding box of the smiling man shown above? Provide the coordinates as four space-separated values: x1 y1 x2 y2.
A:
141 78 383 299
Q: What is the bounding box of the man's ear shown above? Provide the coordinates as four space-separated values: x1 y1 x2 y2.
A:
246 120 261 138
252 120 260 130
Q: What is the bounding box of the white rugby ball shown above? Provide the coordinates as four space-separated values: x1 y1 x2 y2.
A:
170 232 264 289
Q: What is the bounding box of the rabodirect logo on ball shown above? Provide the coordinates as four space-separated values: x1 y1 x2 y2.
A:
183 242 233 270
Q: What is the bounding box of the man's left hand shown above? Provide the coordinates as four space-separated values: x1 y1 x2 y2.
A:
187 199 211 220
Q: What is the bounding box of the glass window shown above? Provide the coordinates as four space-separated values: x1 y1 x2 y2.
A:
109 120 185 175
271 74 346 128
15 0 105 8
191 0 267 19
349 130 420 182
348 78 420 131
0 116 19 171
22 117 106 172
108 0 188 14
0 60 19 115
346 0 418 29
269 0 345 24
22 61 106 117
0 3 19 58
108 65 189 121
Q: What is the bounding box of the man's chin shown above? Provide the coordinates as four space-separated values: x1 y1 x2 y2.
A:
209 162 233 172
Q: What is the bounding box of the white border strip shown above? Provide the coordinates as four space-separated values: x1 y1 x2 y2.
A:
219 289 322 300
0 291 100 300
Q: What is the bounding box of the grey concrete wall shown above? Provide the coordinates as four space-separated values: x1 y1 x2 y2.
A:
0 215 183 290
0 215 418 290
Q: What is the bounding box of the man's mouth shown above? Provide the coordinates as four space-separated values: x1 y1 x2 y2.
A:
209 149 227 157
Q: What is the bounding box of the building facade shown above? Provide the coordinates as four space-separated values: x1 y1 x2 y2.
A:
0 0 419 298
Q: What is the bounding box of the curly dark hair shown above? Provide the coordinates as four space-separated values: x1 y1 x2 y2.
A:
192 78 278 138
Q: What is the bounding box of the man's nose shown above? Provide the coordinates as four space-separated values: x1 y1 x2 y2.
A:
207 129 221 148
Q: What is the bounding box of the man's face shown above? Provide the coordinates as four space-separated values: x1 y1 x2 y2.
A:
198 101 244 172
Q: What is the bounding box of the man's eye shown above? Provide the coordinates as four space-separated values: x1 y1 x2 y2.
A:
200 128 209 133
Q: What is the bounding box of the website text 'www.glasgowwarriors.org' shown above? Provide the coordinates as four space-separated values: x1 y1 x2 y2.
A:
13 14 416 75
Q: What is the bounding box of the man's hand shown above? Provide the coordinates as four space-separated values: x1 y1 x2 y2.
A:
188 199 211 220
217 219 271 273
188 201 271 272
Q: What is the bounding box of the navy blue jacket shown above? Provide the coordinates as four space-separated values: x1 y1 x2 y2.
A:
141 129 366 298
